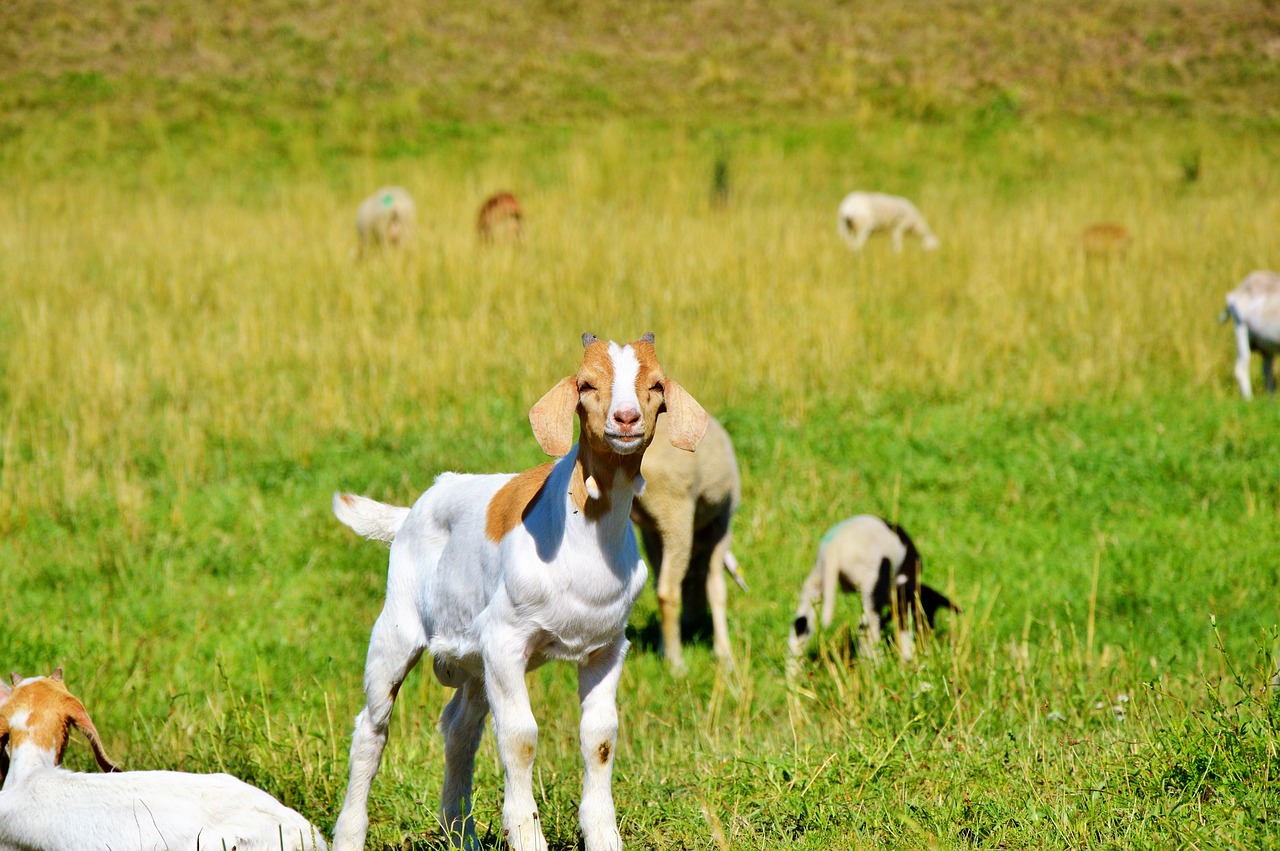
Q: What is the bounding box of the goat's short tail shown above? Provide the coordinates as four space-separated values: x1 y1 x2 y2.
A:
332 492 410 544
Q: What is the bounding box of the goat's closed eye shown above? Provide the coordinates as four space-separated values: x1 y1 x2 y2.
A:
579 382 596 393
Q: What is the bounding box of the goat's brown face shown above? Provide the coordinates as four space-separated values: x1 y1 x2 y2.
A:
0 671 118 773
529 334 709 458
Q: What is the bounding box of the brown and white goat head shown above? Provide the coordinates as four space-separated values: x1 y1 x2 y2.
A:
529 332 709 462
0 668 118 775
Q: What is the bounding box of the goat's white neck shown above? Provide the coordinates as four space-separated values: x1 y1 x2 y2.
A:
5 739 59 785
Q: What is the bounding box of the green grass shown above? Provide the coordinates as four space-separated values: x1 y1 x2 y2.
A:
3 2 1280 848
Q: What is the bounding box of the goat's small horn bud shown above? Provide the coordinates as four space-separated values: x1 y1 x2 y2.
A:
639 332 655 344
582 333 599 348
52 667 63 681
10 672 20 686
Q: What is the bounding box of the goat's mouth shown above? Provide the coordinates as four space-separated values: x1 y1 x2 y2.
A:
604 430 644 452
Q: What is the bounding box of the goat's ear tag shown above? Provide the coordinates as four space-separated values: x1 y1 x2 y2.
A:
529 376 579 457
660 378 709 452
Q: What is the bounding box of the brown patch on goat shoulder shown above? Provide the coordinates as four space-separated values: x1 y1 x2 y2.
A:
597 741 611 764
486 463 556 543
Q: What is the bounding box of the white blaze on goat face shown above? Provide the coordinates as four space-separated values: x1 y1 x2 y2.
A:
574 337 665 459
606 341 643 452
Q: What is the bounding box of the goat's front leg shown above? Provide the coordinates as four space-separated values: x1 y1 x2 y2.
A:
484 631 547 851
1263 353 1276 394
656 517 695 675
440 677 490 849
860 589 884 661
1234 323 1255 399
578 639 628 851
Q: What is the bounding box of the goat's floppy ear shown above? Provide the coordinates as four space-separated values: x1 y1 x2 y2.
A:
0 680 11 703
65 694 118 773
660 378 709 452
529 376 579 457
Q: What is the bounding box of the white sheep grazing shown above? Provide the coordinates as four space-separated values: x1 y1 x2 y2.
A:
0 669 327 851
788 516 958 663
838 191 940 252
1221 270 1280 400
631 413 744 673
330 333 708 851
356 186 416 256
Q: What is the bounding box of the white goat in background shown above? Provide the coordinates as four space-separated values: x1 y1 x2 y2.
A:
330 333 708 851
0 669 327 851
1222 270 1280 400
838 191 940 252
356 186 416 256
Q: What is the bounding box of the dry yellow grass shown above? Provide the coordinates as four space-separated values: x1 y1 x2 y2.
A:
0 121 1275 526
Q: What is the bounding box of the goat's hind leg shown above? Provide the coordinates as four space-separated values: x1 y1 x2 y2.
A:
333 607 427 851
705 523 735 669
440 677 489 850
1263 352 1276 394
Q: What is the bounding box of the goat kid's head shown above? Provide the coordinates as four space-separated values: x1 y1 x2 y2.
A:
530 333 708 460
0 668 118 774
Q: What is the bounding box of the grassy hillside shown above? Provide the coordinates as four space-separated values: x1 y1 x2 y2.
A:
3 0 1279 174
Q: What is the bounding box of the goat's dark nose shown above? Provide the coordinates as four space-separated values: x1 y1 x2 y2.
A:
613 406 641 428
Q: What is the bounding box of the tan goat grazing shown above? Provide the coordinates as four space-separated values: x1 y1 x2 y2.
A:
631 413 744 674
0 669 327 851
788 516 959 664
356 186 416 256
476 191 523 243
1079 222 1132 255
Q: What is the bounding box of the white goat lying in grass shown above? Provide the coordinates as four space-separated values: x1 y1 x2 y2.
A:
788 516 959 664
330 333 708 851
631 413 744 673
1221 270 1280 400
0 669 327 851
838 191 940 252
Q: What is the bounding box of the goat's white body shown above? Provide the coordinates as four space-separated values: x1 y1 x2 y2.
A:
387 462 647 673
788 515 911 660
1224 270 1280 400
0 767 326 851
838 191 940 252
333 452 647 851
356 186 416 254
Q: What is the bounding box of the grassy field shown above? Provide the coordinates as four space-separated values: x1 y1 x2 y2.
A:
3 2 1280 849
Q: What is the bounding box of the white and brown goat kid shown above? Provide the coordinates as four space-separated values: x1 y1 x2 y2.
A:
330 333 708 851
0 669 326 851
